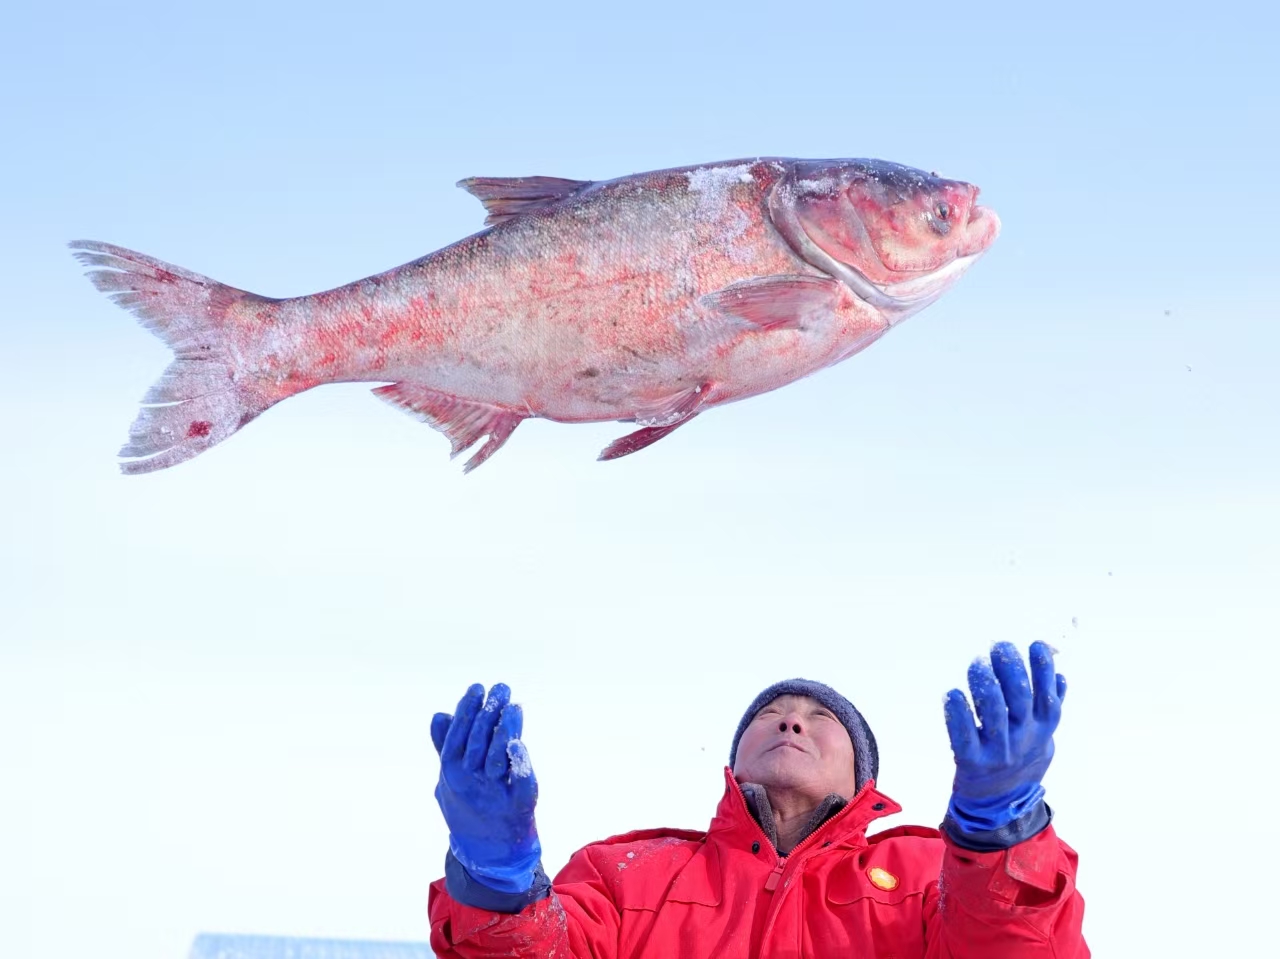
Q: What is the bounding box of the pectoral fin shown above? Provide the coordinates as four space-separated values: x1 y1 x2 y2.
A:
699 274 842 332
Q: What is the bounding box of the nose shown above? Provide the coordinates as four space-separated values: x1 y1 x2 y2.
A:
777 712 804 735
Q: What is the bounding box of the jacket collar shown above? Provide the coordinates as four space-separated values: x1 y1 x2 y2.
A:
666 769 903 907
707 767 901 853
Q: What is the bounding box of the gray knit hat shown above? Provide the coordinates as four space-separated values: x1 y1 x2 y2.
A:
729 679 879 793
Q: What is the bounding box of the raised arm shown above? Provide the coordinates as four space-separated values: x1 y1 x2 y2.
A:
426 683 623 959
926 642 1088 957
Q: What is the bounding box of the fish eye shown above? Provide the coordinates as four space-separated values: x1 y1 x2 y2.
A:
935 201 951 221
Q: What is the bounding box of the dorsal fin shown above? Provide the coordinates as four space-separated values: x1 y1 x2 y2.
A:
457 176 592 225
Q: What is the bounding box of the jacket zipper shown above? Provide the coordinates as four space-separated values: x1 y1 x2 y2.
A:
735 779 890 956
738 779 880 894
763 861 786 891
764 817 834 892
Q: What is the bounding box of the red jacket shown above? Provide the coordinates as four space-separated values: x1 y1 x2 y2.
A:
429 769 1088 958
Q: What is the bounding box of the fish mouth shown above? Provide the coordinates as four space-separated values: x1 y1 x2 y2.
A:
960 199 1001 256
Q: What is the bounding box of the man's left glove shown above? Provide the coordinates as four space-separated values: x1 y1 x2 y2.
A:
943 641 1066 849
431 682 541 894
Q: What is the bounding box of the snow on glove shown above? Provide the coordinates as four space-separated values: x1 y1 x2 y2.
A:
944 641 1066 843
431 682 541 894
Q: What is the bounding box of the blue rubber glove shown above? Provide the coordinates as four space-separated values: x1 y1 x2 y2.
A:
943 641 1066 848
431 683 541 894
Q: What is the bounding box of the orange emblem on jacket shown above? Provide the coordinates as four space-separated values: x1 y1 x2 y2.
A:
868 866 899 891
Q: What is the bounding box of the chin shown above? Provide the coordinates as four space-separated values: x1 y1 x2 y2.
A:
742 754 813 787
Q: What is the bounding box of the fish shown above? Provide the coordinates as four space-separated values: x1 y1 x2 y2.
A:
71 157 1000 474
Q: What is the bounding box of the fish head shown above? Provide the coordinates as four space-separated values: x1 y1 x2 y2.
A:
771 159 1001 320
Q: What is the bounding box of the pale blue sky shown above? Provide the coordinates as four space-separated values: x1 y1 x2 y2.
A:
2 2 1277 957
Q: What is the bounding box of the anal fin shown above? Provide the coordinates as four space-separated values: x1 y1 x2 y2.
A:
374 383 526 473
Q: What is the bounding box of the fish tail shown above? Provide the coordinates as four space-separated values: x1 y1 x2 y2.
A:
70 240 290 474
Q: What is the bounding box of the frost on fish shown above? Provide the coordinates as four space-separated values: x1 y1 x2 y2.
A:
73 156 1000 474
685 163 757 265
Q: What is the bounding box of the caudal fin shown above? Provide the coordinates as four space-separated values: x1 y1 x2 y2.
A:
71 240 285 474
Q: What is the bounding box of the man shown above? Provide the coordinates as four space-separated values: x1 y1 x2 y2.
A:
427 641 1088 957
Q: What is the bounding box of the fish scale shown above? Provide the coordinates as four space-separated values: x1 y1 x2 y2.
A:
71 156 999 474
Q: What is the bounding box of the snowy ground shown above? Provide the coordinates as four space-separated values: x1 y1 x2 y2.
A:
190 935 432 959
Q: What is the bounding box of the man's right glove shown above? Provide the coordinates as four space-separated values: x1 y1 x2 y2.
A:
431 682 541 894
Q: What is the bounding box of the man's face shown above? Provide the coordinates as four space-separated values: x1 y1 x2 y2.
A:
732 694 859 800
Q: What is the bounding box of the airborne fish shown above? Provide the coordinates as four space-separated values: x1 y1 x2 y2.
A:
71 157 1000 474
